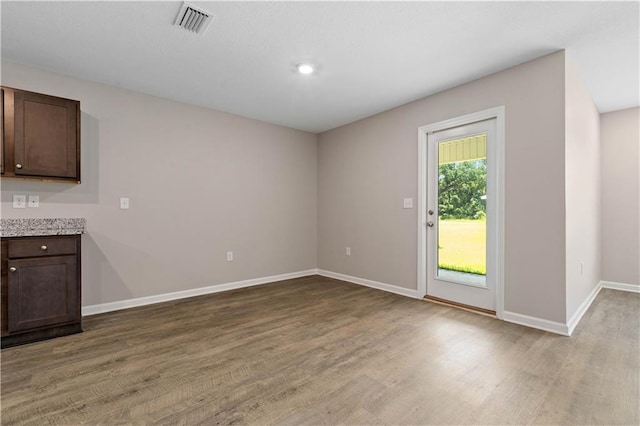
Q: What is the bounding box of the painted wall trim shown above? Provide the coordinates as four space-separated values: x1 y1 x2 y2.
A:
82 272 636 331
503 311 570 336
601 280 640 293
317 269 421 299
417 106 506 319
82 269 319 316
567 281 602 335
505 281 603 336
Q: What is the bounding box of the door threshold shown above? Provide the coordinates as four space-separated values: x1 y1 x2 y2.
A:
423 295 496 317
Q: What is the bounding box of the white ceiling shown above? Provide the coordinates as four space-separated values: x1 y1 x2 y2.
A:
1 1 638 133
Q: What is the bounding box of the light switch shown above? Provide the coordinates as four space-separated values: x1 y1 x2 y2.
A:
13 195 26 209
120 197 130 209
28 195 40 208
403 198 414 209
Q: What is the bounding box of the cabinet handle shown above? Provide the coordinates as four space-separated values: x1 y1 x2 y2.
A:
41 245 48 251
15 163 23 169
9 267 16 272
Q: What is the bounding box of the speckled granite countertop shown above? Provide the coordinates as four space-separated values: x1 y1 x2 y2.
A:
0 218 86 237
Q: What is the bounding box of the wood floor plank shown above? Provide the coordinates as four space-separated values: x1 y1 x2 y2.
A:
1 278 638 425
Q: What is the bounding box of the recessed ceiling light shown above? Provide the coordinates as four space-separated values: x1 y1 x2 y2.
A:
297 64 314 75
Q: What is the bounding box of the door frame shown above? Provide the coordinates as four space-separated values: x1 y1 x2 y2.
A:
417 106 505 319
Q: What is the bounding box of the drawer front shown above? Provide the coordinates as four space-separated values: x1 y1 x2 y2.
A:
7 236 77 258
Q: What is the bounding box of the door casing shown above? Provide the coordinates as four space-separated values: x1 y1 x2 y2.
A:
417 107 505 318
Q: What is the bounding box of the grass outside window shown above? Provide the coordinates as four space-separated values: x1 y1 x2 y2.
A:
438 219 486 275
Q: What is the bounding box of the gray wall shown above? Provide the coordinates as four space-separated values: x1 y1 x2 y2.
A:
3 52 629 324
0 61 318 307
601 107 640 286
564 57 601 320
318 51 568 322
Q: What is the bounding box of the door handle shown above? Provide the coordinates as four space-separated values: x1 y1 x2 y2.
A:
426 221 434 228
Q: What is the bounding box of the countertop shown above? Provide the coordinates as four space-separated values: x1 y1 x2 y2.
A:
0 218 86 237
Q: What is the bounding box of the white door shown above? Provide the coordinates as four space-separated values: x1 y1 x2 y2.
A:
426 118 497 312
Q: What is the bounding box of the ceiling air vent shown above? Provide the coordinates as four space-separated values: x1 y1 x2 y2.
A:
174 2 214 35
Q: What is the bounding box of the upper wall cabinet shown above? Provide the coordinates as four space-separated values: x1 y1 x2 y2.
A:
1 87 80 183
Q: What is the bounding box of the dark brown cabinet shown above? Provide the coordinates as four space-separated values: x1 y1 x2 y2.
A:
1 235 82 348
1 87 80 182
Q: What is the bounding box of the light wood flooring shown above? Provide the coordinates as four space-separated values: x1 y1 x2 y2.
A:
2 275 638 425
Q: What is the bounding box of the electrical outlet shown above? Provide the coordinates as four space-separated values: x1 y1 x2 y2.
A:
28 195 40 208
226 251 234 261
120 197 130 209
13 195 26 209
346 247 351 256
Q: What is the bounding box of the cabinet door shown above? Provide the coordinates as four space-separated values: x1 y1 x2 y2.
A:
1 240 7 337
1 88 4 175
13 90 79 179
7 255 79 333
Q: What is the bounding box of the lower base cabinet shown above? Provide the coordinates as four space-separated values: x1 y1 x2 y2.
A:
1 235 82 348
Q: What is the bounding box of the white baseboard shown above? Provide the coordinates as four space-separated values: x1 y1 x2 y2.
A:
567 282 602 336
82 271 638 332
503 311 569 336
82 269 319 316
317 269 420 299
601 280 640 293
505 280 637 337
